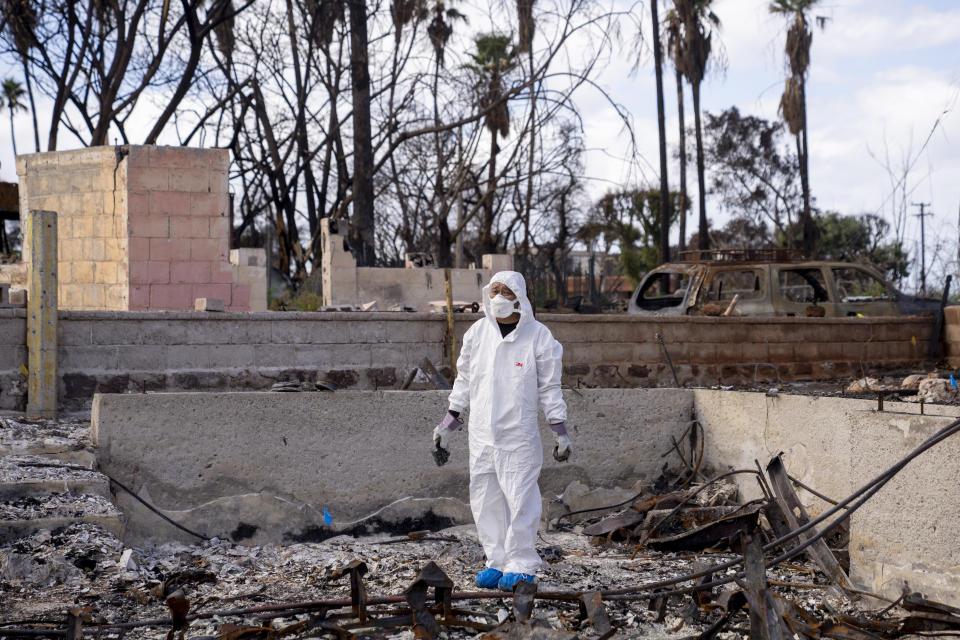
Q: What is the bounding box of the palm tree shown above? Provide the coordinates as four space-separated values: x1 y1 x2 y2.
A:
517 0 536 258
425 1 466 266
2 78 26 156
1 0 40 152
770 0 820 257
665 10 687 251
673 0 718 251
651 0 671 264
468 33 517 256
303 0 377 265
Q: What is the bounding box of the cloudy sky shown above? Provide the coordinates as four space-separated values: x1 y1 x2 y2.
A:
575 0 960 280
1 0 957 282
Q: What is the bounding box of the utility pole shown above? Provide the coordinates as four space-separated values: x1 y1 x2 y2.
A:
912 202 932 296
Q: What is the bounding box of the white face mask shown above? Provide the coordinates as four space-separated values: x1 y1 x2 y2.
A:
489 294 519 318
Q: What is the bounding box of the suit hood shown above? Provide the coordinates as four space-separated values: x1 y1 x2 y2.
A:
481 270 534 333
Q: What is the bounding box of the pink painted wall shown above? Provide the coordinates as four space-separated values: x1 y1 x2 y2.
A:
125 146 250 311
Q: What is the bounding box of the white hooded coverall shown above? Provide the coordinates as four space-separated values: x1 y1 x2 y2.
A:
447 271 567 575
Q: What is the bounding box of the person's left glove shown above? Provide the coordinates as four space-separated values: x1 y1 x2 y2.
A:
432 411 462 467
550 422 571 462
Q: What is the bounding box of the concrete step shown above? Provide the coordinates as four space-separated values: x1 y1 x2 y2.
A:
0 490 124 544
0 416 95 468
0 455 111 500
0 514 124 543
0 416 122 543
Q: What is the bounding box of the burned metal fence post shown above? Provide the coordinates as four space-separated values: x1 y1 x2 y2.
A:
656 333 681 387
929 274 952 362
578 591 612 635
26 209 58 419
512 580 537 623
405 561 454 638
741 530 767 640
766 455 855 593
329 560 368 623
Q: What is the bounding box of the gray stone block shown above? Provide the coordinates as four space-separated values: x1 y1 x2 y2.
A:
0 319 25 346
166 344 212 369
59 345 119 371
116 345 170 371
294 344 371 368
91 320 141 346
195 297 225 312
0 345 26 370
253 343 300 368
209 344 256 369
183 321 248 345
139 320 188 345
272 320 351 345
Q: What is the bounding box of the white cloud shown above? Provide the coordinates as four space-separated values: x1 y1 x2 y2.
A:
815 2 960 59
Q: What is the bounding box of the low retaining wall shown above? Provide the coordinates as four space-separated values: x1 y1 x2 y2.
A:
695 390 960 606
0 309 937 410
92 388 960 605
92 388 693 545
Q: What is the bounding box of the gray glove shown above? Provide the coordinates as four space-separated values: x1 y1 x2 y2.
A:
550 422 571 462
432 412 461 466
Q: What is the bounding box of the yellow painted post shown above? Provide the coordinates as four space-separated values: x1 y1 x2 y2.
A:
26 210 58 418
444 268 457 376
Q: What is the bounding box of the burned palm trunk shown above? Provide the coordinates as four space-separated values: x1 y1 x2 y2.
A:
347 0 377 266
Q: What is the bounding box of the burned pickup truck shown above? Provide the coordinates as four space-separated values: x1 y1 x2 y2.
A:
627 249 940 317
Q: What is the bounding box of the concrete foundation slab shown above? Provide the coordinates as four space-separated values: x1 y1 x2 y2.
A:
91 388 960 606
92 389 694 546
693 389 960 606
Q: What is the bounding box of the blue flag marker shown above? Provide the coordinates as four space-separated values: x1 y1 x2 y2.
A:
951 374 957 388
323 507 333 525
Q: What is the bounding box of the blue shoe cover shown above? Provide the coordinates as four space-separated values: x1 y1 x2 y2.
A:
497 572 536 591
475 568 503 589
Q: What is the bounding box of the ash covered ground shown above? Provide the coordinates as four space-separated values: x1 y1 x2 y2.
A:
1 520 855 639
0 413 945 640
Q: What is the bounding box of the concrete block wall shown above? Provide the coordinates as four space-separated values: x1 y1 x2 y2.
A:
15 145 261 311
550 314 935 387
123 146 248 311
0 263 26 290
51 311 445 408
0 309 26 409
230 248 267 312
321 218 511 310
945 306 960 367
0 309 937 411
17 147 130 310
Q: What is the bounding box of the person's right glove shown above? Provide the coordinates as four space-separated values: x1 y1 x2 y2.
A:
550 422 572 462
432 411 462 467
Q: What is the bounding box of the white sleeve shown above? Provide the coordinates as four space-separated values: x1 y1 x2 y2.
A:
447 325 474 413
535 328 567 424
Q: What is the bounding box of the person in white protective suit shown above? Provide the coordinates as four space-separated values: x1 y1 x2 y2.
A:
431 270 571 592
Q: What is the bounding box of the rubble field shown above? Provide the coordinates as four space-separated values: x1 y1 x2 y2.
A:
3 414 960 640
701 371 960 405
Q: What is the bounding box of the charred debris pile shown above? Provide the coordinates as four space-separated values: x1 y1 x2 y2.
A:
2 418 960 639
